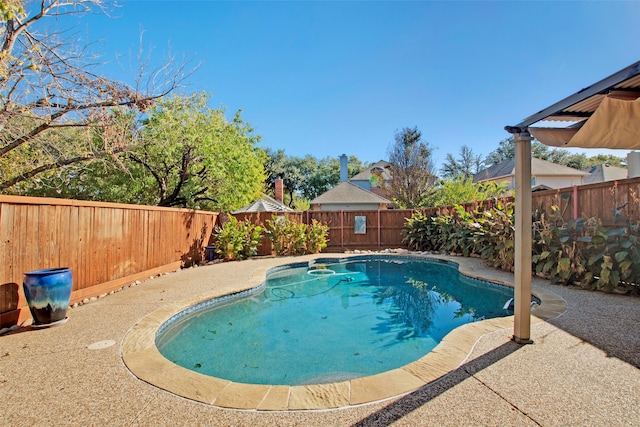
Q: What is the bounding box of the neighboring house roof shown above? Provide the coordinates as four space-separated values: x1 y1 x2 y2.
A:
310 181 392 205
350 160 392 183
583 164 628 184
473 157 590 182
232 194 295 213
369 186 391 199
532 184 553 192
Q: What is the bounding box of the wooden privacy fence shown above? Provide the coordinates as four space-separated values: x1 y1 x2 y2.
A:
233 177 640 256
234 210 417 254
0 195 218 327
234 199 509 255
4 177 635 327
530 177 640 226
232 211 304 255
306 209 412 252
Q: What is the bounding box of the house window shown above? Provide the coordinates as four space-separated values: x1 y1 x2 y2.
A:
531 177 536 186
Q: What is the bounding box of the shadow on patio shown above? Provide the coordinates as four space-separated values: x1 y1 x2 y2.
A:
351 276 639 426
352 340 523 426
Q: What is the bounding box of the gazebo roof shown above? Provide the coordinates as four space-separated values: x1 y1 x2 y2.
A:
232 194 295 214
506 61 640 150
509 61 640 130
504 60 640 344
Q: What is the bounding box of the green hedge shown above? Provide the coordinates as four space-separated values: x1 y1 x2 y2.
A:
403 200 639 294
213 215 329 260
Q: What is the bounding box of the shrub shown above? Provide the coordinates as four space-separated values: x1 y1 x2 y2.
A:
265 216 304 255
403 199 515 270
532 217 589 286
424 177 511 207
265 215 330 256
403 200 638 294
213 216 263 261
402 211 440 251
264 215 288 255
474 200 515 271
579 223 639 292
307 219 329 254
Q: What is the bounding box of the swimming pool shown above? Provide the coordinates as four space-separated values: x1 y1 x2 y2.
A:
156 256 515 386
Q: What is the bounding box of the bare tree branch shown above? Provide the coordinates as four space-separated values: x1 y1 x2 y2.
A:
0 143 127 190
0 0 188 193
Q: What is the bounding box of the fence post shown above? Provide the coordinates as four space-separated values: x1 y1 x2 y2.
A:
377 210 381 250
340 210 344 250
573 185 579 219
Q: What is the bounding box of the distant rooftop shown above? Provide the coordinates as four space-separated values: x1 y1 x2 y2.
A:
310 181 392 205
232 194 295 213
583 164 628 184
350 160 392 182
474 157 590 182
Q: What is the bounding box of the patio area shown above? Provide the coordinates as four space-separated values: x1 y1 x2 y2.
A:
1 254 638 426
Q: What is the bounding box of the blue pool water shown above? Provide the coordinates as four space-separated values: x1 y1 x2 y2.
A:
156 256 514 386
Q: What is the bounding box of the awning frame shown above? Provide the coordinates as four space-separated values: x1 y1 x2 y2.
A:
512 61 640 131
505 60 640 344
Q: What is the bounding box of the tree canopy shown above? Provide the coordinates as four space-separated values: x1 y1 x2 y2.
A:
484 137 626 170
23 93 266 212
440 145 485 179
131 93 265 210
387 126 436 208
0 0 185 194
262 149 367 207
484 137 551 165
424 177 510 208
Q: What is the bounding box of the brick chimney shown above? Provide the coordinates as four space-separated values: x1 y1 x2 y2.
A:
274 177 284 203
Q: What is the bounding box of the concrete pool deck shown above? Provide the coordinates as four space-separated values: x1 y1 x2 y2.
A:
1 253 639 426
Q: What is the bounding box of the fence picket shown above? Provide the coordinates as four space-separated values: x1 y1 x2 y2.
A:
2 176 637 327
0 196 217 326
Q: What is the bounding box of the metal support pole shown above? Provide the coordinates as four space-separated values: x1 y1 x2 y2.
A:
513 130 533 344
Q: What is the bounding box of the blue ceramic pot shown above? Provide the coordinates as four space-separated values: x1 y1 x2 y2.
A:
23 268 73 325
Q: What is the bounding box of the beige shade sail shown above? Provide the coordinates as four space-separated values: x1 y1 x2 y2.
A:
506 61 640 345
530 96 640 149
529 125 582 147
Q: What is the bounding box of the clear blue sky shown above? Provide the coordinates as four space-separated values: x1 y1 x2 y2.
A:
78 1 640 169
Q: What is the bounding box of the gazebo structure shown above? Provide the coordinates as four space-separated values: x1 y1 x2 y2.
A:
505 60 640 344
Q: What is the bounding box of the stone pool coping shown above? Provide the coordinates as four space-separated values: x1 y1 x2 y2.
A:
121 253 566 411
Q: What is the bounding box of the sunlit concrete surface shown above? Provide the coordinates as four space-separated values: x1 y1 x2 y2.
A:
1 254 638 426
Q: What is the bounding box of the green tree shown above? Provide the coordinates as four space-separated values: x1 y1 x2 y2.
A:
485 137 626 171
16 111 145 201
262 149 306 206
485 137 551 165
129 93 265 210
441 145 484 179
0 0 184 193
301 155 366 200
424 177 510 207
28 93 265 211
546 150 626 170
547 148 572 166
263 150 366 204
387 126 437 208
582 153 626 168
280 156 307 207
263 148 287 190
